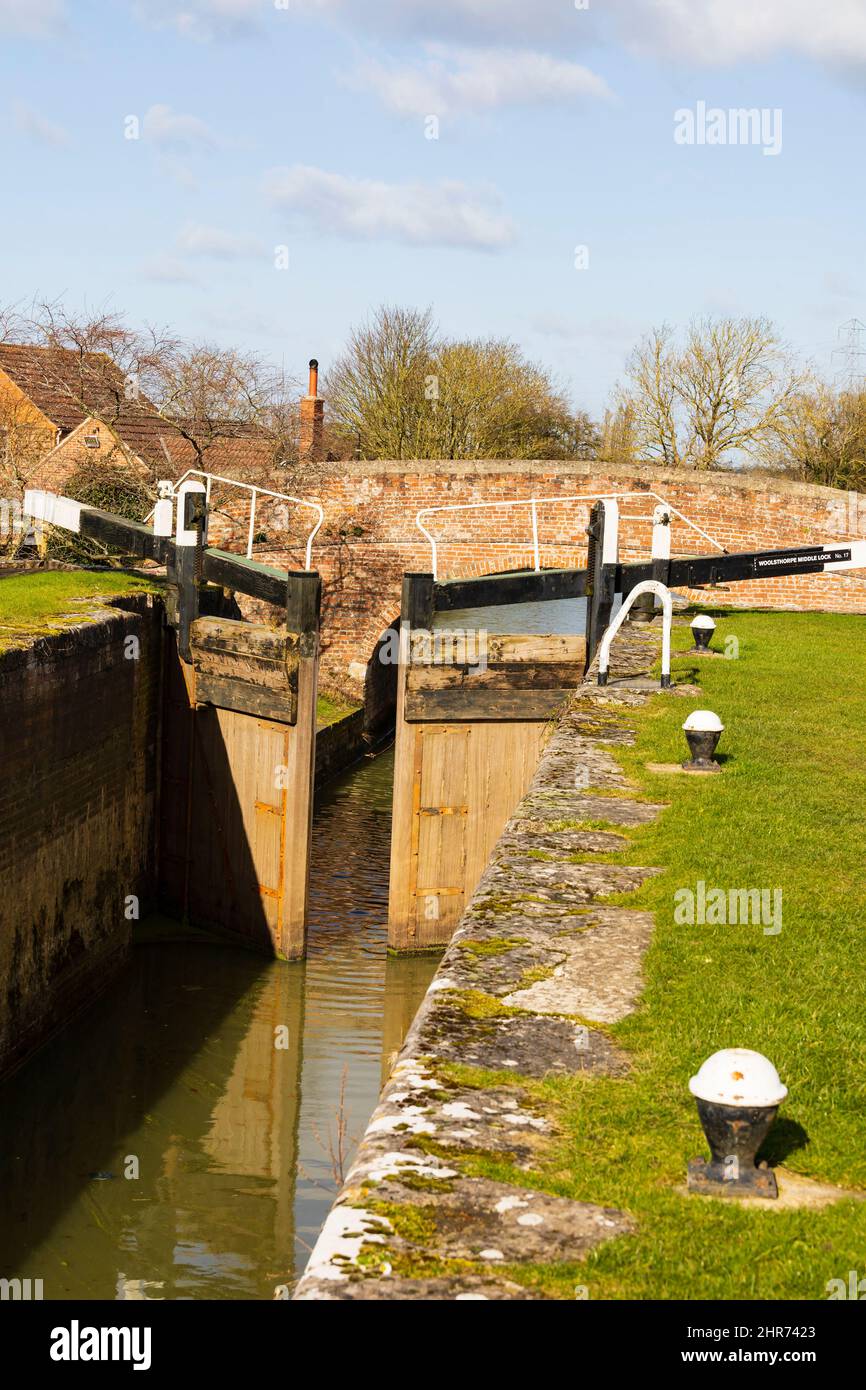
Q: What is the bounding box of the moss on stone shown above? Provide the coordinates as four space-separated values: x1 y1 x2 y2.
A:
460 935 529 958
364 1199 439 1246
448 989 524 1020
517 962 558 987
475 893 550 916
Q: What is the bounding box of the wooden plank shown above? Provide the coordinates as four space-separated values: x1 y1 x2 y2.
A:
202 547 291 606
407 661 584 692
410 632 586 666
195 673 297 724
434 567 587 612
159 618 317 958
191 617 299 721
401 573 436 631
191 617 294 663
286 572 322 654
405 685 576 722
486 633 586 664
413 727 470 947
194 649 296 692
79 506 171 562
462 722 544 902
388 717 546 951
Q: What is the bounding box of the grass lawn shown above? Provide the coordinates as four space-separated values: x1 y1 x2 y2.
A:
0 570 155 651
1 573 361 732
458 607 866 1299
316 690 361 727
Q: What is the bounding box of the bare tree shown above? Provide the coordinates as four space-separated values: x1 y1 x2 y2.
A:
26 299 180 432
618 316 802 469
324 305 436 460
600 402 637 465
146 341 300 471
619 325 681 466
1 302 305 482
765 378 866 491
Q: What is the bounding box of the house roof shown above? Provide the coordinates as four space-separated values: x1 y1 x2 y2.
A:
101 415 278 477
0 342 281 480
0 342 144 433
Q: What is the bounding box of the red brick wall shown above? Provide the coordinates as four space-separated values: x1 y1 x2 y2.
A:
220 460 866 710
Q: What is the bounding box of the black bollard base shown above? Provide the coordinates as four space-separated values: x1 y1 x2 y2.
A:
688 1157 778 1199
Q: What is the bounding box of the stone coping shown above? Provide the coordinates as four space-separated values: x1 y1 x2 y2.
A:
310 457 858 506
294 622 674 1300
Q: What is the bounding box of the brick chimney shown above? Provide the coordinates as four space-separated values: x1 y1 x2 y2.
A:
299 358 324 463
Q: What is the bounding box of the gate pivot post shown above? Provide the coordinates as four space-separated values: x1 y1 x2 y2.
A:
585 501 617 671
286 570 322 657
174 480 207 663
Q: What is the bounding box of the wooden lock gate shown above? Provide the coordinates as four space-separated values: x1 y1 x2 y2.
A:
387 572 587 952
22 486 322 961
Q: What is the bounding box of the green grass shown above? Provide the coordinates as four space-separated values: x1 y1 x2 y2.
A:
460 608 866 1299
316 691 361 727
1 577 363 741
0 570 155 650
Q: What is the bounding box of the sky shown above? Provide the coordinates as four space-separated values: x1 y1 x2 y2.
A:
1 0 865 417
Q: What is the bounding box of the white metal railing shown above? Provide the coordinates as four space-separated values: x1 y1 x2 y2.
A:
415 491 726 580
146 468 324 570
598 581 673 689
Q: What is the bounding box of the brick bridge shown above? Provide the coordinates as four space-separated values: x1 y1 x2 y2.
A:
213 459 866 733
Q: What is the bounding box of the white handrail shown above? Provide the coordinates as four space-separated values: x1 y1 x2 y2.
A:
146 466 324 570
597 581 673 690
415 490 727 580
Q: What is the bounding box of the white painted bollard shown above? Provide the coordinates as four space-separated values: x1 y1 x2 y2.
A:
153 480 175 538
690 613 715 651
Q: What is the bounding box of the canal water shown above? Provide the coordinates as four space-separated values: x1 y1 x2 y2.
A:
0 746 437 1301
434 593 622 636
0 596 607 1301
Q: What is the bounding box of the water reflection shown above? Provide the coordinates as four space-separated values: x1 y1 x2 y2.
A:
433 593 621 635
0 747 437 1300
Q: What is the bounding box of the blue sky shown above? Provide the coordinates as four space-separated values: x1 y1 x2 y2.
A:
1 0 865 415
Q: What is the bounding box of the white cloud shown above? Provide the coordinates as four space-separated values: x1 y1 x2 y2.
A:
264 164 516 250
0 0 64 38
177 222 265 258
352 45 612 119
140 255 201 284
135 0 268 41
295 0 866 69
13 101 71 147
292 0 589 44
612 0 866 68
133 0 866 70
142 103 217 151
